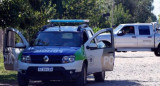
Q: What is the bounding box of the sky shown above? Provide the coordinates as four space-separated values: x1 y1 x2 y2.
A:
152 0 160 19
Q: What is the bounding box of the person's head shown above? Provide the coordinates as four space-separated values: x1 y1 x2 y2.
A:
130 26 133 30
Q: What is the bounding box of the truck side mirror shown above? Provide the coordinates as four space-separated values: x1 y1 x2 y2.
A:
117 31 124 36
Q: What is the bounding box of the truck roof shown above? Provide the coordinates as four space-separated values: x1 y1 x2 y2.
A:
41 19 92 32
44 26 78 32
42 25 92 32
120 23 152 26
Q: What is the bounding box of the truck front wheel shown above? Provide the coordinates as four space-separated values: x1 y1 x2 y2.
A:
154 47 160 56
94 71 105 82
75 63 87 86
18 72 29 86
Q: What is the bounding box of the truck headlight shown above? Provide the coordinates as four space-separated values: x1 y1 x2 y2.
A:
62 55 75 63
21 55 31 63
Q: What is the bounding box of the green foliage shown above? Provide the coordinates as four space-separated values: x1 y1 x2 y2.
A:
109 3 132 26
93 27 102 33
146 17 153 23
0 53 17 84
0 0 157 40
115 0 157 23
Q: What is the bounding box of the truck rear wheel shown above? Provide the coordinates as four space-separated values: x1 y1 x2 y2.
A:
75 63 87 86
154 47 160 56
94 71 105 82
18 72 29 86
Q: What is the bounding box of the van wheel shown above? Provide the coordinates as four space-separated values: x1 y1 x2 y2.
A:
75 63 87 86
154 47 160 56
18 72 29 86
94 71 105 82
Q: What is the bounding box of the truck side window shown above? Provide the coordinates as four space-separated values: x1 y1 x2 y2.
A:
120 26 135 35
138 26 150 35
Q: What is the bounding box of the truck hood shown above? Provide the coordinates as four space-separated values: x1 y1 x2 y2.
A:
22 46 80 55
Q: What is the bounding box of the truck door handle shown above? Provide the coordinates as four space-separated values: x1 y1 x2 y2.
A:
132 36 136 38
148 36 152 38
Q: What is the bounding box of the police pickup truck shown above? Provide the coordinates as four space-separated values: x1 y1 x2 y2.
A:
98 22 160 56
3 20 115 86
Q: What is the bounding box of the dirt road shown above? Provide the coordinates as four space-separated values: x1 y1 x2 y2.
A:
2 52 160 86
87 52 160 86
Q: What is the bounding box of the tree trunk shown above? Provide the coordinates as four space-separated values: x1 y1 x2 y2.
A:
0 29 3 53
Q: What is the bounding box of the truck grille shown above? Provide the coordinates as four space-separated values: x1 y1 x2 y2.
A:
30 55 63 64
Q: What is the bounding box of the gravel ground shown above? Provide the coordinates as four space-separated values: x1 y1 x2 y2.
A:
87 52 160 86
1 52 160 86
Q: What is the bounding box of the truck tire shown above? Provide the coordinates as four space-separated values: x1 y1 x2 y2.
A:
94 71 105 82
18 72 29 86
154 46 160 56
75 63 87 86
42 80 50 84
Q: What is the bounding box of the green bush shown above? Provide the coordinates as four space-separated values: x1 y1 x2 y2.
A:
93 27 102 33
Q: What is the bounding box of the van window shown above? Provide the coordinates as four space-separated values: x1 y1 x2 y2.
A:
138 26 150 35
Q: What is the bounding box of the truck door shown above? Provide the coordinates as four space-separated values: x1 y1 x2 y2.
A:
115 26 138 48
138 25 154 48
3 28 29 71
84 28 115 74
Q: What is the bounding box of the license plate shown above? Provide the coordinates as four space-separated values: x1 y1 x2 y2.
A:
38 67 53 72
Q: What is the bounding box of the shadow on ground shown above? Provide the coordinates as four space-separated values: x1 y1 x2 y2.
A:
28 80 141 86
0 74 142 86
29 81 75 86
0 79 142 86
0 74 17 85
87 80 141 86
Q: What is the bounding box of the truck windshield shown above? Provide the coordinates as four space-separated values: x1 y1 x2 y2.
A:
113 25 123 34
34 32 82 47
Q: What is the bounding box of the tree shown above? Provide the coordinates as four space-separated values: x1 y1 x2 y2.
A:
109 3 132 26
0 0 157 35
145 17 152 23
114 0 157 23
0 0 56 41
